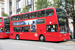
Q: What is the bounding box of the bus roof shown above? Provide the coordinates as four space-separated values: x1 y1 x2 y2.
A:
11 7 65 17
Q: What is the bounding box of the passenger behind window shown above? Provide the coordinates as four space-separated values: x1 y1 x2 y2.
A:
48 11 53 16
0 28 2 32
20 27 24 32
31 13 36 18
38 12 42 17
25 14 29 19
47 26 51 32
24 28 29 32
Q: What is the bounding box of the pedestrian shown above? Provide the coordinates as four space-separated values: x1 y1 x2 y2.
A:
69 29 72 39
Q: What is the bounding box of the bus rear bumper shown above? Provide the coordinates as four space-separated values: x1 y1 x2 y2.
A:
0 33 10 38
56 36 69 42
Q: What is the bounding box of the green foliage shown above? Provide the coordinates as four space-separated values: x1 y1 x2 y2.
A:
35 0 53 10
20 6 30 14
2 12 9 17
53 0 62 7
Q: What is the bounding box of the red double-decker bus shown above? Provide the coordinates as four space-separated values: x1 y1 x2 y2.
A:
10 7 69 42
0 17 10 38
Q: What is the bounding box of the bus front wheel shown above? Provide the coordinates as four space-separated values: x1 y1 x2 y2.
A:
39 35 45 42
16 34 20 40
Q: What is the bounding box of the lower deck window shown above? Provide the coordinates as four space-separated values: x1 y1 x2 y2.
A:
5 28 10 33
13 26 30 32
24 26 30 32
47 25 58 32
16 27 20 32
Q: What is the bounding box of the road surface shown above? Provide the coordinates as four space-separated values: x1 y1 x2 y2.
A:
0 39 75 50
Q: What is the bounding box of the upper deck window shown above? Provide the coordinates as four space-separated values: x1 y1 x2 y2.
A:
11 16 15 21
4 18 10 23
46 9 54 16
38 10 45 17
24 14 29 19
31 12 37 18
0 18 2 22
55 8 66 17
16 15 20 20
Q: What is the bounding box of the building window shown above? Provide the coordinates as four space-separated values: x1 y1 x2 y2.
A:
26 0 32 5
26 0 28 5
1 3 4 6
28 0 31 5
1 8 4 12
16 1 19 9
29 8 32 12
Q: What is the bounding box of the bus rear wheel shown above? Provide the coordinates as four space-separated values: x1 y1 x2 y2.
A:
39 35 45 42
16 35 20 40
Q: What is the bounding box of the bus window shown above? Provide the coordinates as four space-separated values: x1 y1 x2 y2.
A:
47 25 58 32
13 27 16 32
0 18 2 22
31 12 37 18
46 9 54 16
55 8 69 33
11 16 15 21
5 28 10 33
20 27 24 32
16 15 20 20
24 14 29 19
38 10 45 17
0 28 3 32
24 26 30 32
21 15 23 20
16 27 20 32
4 18 10 23
4 19 7 22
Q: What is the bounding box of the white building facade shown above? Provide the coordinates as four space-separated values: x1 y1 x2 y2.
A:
4 0 38 16
0 0 4 17
4 0 75 16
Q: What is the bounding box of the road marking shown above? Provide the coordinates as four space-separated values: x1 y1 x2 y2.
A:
12 42 28 46
39 47 54 50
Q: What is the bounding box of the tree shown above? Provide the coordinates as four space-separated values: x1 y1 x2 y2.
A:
2 12 9 17
53 0 62 7
35 0 53 10
20 6 30 14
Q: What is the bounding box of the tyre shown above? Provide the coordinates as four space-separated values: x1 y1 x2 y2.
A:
39 35 45 42
16 35 20 40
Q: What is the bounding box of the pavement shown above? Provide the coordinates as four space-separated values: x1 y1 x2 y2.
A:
0 39 75 50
